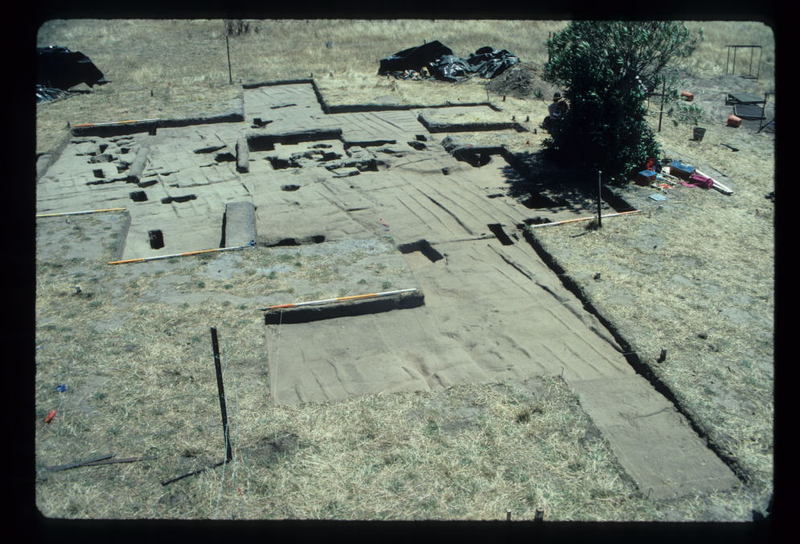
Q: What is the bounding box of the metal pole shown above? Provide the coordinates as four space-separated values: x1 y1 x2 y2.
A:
756 47 762 79
657 76 666 132
226 34 233 85
596 170 602 229
725 46 730 75
211 327 232 463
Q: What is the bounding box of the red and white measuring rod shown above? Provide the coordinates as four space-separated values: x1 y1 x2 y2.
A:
36 207 127 218
108 243 254 265
527 210 641 229
72 119 160 128
261 288 418 312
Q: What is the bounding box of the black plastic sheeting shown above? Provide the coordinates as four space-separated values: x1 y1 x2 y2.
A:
36 84 74 103
378 40 454 75
378 42 519 82
465 46 520 79
37 45 108 102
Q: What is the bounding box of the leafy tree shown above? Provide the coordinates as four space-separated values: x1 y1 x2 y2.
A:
543 21 700 181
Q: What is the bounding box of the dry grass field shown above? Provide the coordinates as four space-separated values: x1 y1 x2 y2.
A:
34 19 775 523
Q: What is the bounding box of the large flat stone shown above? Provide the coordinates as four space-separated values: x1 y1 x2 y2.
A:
223 201 257 247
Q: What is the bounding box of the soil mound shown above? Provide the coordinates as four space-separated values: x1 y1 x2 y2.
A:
485 62 559 100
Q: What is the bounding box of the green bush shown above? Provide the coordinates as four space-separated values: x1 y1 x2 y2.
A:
543 21 700 181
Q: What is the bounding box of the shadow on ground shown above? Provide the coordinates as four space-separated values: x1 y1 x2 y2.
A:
499 150 614 216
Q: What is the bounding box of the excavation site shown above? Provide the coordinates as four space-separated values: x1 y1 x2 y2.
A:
34 19 775 525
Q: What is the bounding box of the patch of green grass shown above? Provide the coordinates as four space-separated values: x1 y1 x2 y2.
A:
424 419 439 436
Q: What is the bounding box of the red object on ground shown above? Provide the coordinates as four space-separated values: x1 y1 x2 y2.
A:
727 114 742 127
680 91 694 101
44 410 57 424
682 172 714 189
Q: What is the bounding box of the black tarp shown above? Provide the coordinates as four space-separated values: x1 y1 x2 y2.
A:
465 46 519 79
36 84 74 103
379 42 519 82
430 54 473 82
378 41 454 75
38 46 108 94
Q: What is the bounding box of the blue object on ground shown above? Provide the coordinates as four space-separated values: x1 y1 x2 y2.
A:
670 160 696 177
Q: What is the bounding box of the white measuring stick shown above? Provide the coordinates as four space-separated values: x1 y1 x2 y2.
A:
261 288 418 311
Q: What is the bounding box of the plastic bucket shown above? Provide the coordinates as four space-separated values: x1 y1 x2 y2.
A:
693 127 706 141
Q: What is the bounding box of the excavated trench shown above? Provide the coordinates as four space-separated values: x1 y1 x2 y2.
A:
518 224 749 485
397 239 445 262
263 289 425 325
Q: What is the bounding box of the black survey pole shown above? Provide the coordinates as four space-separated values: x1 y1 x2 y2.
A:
657 76 666 132
597 170 603 229
211 327 232 462
225 35 233 85
159 328 233 486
